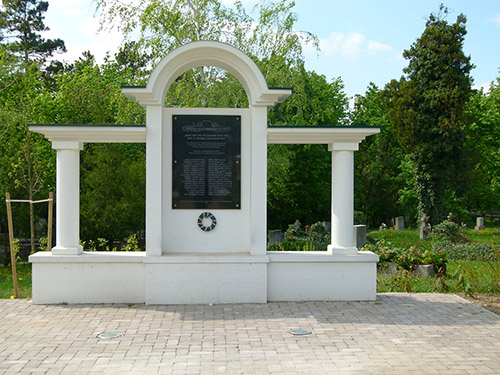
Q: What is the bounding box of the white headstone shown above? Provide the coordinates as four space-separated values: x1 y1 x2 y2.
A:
395 216 404 231
475 217 485 231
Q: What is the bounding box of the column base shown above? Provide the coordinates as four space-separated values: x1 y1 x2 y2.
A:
327 244 358 255
51 245 83 255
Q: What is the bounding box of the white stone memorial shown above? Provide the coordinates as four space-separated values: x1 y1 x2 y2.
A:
29 41 380 304
395 216 404 231
475 217 485 231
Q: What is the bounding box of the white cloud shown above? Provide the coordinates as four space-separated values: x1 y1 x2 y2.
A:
69 14 124 62
367 40 391 53
49 0 90 16
50 0 87 6
318 31 391 60
44 12 125 64
64 7 86 16
489 13 500 26
392 51 405 62
472 81 493 93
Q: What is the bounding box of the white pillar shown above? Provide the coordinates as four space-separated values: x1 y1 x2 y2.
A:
250 105 268 256
145 105 163 256
327 142 358 255
51 141 83 255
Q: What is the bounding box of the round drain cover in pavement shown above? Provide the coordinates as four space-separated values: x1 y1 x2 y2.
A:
289 329 312 336
97 332 122 339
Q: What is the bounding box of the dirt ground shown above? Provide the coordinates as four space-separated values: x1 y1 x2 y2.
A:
458 293 500 316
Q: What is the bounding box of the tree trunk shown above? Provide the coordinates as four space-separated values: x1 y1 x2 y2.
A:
29 197 35 253
27 148 35 253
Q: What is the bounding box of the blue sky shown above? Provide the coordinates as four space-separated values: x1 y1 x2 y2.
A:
43 0 500 98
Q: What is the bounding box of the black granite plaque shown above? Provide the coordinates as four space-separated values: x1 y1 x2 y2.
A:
172 115 241 209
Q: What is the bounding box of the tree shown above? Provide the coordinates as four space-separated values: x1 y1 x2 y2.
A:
465 75 500 214
36 54 146 244
0 0 65 253
267 67 349 229
114 41 151 80
96 0 316 65
385 5 473 224
9 131 54 252
96 0 317 109
0 48 56 252
351 83 409 228
0 0 66 65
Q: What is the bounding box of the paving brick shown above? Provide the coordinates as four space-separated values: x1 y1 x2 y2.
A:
0 294 499 374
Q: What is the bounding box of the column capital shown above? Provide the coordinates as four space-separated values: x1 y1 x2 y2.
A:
328 142 359 152
52 140 83 151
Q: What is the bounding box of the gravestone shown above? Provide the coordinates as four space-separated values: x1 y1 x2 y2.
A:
475 217 485 231
419 213 429 240
354 225 367 248
322 221 331 233
293 219 301 230
395 216 404 231
268 230 284 246
413 264 436 277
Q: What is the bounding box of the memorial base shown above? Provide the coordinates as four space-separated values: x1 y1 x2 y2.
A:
144 254 268 304
29 252 145 304
29 251 378 304
267 251 378 301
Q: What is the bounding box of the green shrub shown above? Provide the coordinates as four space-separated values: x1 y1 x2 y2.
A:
363 239 447 272
432 221 468 243
124 234 142 251
434 241 499 262
274 222 329 251
354 211 366 225
284 224 305 240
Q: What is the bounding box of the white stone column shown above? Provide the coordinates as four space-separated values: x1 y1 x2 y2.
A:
145 105 163 256
51 141 83 255
250 105 268 256
327 142 358 255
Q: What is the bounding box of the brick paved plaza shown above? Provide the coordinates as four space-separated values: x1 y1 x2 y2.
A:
0 293 499 374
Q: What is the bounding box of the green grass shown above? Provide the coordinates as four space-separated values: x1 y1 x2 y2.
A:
372 227 500 294
377 259 500 294
464 227 500 245
368 229 431 249
369 227 500 247
0 263 32 299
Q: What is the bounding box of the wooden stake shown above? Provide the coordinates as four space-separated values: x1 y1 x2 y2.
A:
5 193 19 298
47 192 53 251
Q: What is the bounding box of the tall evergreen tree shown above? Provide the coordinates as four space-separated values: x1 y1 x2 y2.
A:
385 5 473 224
0 0 65 64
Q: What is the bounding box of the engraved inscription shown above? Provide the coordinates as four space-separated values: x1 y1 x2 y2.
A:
172 115 241 209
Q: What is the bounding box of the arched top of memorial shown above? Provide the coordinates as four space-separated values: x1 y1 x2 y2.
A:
122 41 292 108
